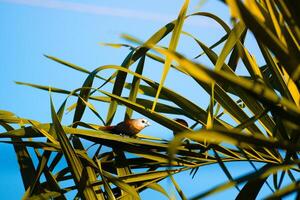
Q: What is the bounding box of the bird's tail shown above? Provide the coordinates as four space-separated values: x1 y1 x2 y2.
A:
97 126 114 132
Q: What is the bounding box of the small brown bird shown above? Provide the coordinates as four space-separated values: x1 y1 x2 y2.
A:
173 118 189 135
98 118 151 136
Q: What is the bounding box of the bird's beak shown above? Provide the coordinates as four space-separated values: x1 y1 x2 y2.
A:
146 121 151 127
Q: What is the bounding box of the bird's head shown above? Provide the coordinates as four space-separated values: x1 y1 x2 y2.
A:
134 118 151 130
173 118 189 136
174 118 188 127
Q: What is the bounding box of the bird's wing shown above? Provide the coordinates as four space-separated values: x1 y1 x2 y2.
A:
115 120 140 135
98 120 140 135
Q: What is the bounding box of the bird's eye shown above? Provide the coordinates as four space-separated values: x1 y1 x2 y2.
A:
142 120 145 123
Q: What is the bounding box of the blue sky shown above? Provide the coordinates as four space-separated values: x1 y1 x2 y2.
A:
0 0 297 199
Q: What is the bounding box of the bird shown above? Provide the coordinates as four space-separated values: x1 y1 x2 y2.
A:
98 118 151 136
173 118 189 135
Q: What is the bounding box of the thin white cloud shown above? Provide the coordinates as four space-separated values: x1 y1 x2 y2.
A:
0 0 215 28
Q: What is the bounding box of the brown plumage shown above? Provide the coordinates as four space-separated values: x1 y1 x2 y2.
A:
98 118 150 136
